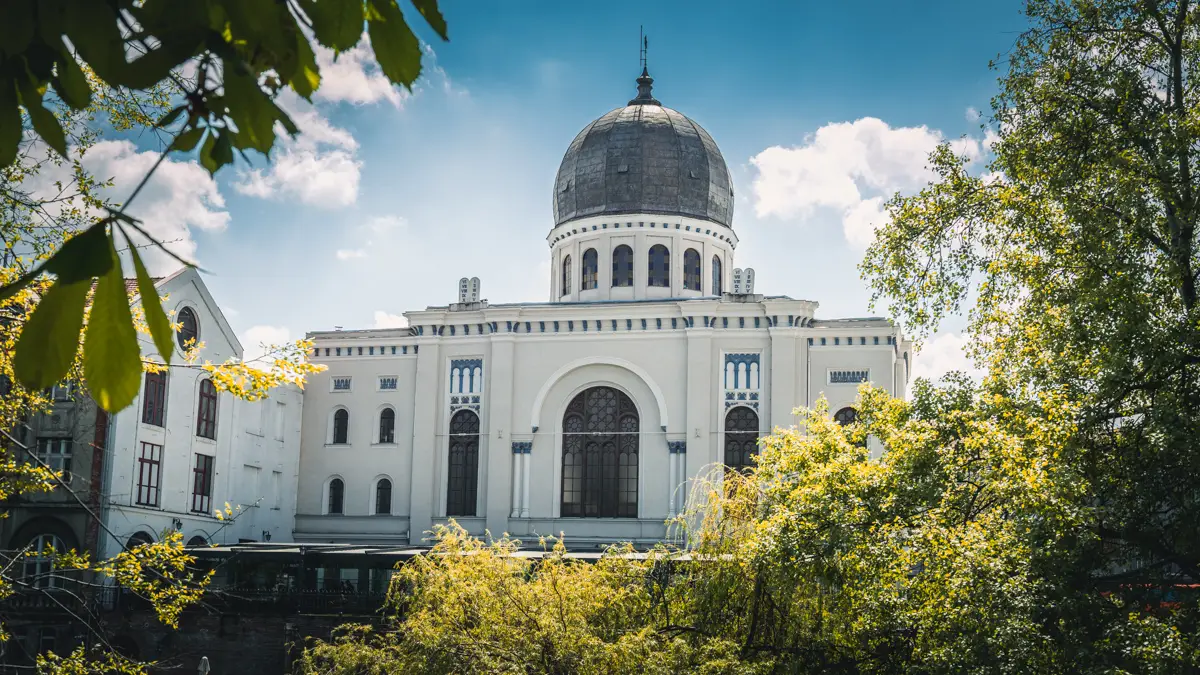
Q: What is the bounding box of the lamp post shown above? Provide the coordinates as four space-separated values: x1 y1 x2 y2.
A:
262 530 272 542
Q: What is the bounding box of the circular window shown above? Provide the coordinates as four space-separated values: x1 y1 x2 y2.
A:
177 307 199 350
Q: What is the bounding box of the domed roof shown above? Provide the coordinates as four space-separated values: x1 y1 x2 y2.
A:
552 70 734 229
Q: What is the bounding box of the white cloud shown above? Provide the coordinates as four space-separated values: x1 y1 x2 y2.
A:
910 332 985 384
366 214 407 234
336 248 366 260
373 310 408 329
314 34 409 108
965 106 981 121
240 324 291 363
233 91 361 207
749 117 984 249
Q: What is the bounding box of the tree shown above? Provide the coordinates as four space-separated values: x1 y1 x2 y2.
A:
0 0 446 413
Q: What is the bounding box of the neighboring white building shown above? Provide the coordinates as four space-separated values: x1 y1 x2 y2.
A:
293 68 913 549
98 268 303 559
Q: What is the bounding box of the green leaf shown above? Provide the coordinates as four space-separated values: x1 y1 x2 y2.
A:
171 126 206 152
410 0 447 41
13 278 90 390
367 0 422 89
291 32 322 100
18 82 68 158
84 236 142 412
129 242 173 364
156 105 187 129
308 0 365 52
44 221 114 282
62 0 124 84
223 71 281 153
0 79 22 168
211 132 233 169
0 1 36 55
198 132 218 173
52 50 92 110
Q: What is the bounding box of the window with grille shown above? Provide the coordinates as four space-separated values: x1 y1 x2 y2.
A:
136 442 163 506
332 376 352 391
332 409 349 444
447 410 480 517
834 407 858 425
561 255 572 294
379 408 395 443
829 370 870 384
35 438 72 474
724 407 760 473
561 386 639 518
582 248 598 290
648 245 670 287
327 478 344 514
375 478 392 515
378 376 397 390
192 453 214 513
23 534 63 589
196 379 217 439
684 248 701 291
142 371 167 426
177 306 199 349
612 245 633 287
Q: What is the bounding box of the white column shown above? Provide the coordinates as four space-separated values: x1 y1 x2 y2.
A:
520 451 531 518
667 449 678 517
510 449 522 518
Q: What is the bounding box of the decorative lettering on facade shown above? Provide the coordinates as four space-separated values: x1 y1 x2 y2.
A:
828 369 870 385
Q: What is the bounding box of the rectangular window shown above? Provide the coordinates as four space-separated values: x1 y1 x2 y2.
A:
332 376 352 391
141 372 167 426
378 376 398 390
274 402 286 441
136 442 163 507
191 453 214 514
35 438 72 474
828 370 870 385
49 381 73 401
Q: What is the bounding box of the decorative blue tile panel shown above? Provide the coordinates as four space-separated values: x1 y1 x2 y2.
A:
829 370 870 384
511 441 532 455
668 441 687 454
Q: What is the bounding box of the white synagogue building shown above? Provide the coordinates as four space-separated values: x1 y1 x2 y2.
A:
294 68 913 548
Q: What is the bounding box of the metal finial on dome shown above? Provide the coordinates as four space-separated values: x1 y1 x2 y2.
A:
629 31 660 105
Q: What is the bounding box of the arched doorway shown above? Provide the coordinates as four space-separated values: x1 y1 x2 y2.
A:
561 386 639 518
447 410 480 517
724 406 760 473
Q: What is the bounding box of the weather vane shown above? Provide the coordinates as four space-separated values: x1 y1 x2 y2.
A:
639 26 648 73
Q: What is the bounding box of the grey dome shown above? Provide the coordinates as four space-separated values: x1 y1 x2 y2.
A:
553 71 734 229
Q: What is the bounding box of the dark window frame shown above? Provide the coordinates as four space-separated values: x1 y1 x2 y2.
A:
378 408 395 443
581 248 598 290
684 248 701 291
612 245 634 287
191 453 214 514
561 254 572 295
712 255 723 294
34 437 72 474
332 408 349 444
327 478 344 514
176 306 199 350
196 379 217 439
136 442 163 507
447 410 480 517
561 386 639 518
142 371 167 426
648 245 670 288
375 478 392 515
724 406 760 473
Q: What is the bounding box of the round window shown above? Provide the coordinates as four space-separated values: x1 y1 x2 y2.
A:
177 307 199 350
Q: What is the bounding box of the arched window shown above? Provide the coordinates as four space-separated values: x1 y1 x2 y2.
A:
186 535 208 547
447 410 480 516
612 245 633 287
332 408 349 444
141 371 167 426
126 531 153 550
561 254 572 295
176 306 199 350
196 379 217 439
683 248 701 291
375 478 392 515
834 407 858 426
561 386 639 518
24 534 64 589
378 408 395 444
327 478 344 514
581 248 598 290
712 255 723 294
724 407 760 473
648 245 670 288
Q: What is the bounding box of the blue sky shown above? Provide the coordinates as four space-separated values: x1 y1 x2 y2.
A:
99 0 1028 379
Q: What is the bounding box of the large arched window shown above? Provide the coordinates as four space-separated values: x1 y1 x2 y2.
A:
327 478 344 514
561 386 639 518
375 478 392 515
612 245 633 287
561 254 572 295
332 408 349 444
176 306 199 350
378 408 395 444
724 407 760 473
141 371 167 426
684 248 701 291
23 534 64 589
648 245 670 288
196 379 217 439
834 407 858 426
447 410 480 517
581 248 598 290
712 255 723 294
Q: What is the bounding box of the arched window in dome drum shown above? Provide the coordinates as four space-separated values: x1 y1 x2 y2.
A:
684 248 701 291
561 255 572 295
724 406 759 473
582 249 598 290
612 245 633 287
648 245 670 288
447 410 480 517
712 255 723 294
561 386 639 518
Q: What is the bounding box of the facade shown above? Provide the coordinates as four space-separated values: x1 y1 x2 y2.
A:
293 69 913 549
